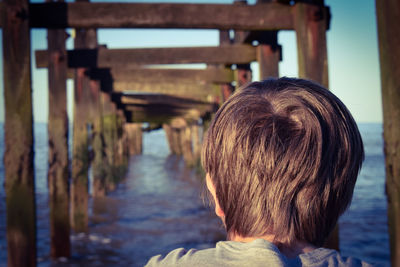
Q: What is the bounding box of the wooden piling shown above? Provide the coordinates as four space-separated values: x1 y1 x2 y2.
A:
376 0 400 265
115 110 129 167
101 92 125 192
47 23 71 257
235 64 252 89
70 27 98 232
2 0 36 265
219 30 235 101
192 123 202 164
163 123 183 155
91 79 107 198
294 1 329 87
294 0 337 250
232 0 253 89
256 0 282 80
172 129 184 155
180 126 195 167
125 123 143 155
163 124 175 154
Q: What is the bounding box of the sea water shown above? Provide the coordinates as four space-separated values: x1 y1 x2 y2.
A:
0 123 390 266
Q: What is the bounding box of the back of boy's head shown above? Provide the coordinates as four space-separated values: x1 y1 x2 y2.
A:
201 77 364 247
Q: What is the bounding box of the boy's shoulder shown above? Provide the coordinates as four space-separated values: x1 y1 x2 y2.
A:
145 239 374 267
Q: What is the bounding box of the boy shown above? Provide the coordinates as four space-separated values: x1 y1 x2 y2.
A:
146 77 369 266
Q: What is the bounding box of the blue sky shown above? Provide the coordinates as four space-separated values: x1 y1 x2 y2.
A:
0 0 382 123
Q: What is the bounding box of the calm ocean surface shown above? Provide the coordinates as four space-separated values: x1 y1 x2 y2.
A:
0 123 390 266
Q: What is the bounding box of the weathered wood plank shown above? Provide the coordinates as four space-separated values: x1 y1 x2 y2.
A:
113 82 217 99
231 1 253 90
219 31 235 101
100 92 127 193
105 68 233 84
63 67 234 84
35 45 257 68
376 0 400 265
294 3 330 88
294 1 336 250
181 125 195 166
255 0 282 79
47 24 71 257
124 102 213 114
163 124 178 154
124 123 143 156
127 110 206 124
2 0 36 266
25 2 293 30
119 94 214 106
70 28 98 232
125 104 212 124
191 123 202 165
89 73 108 198
257 44 280 79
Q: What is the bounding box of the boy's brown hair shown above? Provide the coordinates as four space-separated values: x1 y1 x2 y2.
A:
202 77 364 246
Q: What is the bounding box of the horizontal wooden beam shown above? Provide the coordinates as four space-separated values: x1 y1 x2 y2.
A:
124 104 213 124
110 68 234 84
79 67 233 84
61 67 235 85
35 45 256 68
66 67 234 84
23 2 294 30
119 94 214 107
113 82 218 100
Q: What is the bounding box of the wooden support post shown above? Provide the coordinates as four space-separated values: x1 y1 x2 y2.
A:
219 30 235 101
235 64 252 89
376 0 400 265
192 123 202 165
70 70 90 231
227 1 253 90
256 0 282 80
294 0 336 250
233 1 253 89
180 126 195 167
47 24 71 257
164 123 185 155
92 118 106 197
114 110 129 173
163 118 188 156
172 129 183 155
256 31 280 79
125 123 143 156
257 43 280 79
2 0 36 266
167 118 194 166
100 92 123 192
294 1 329 87
91 79 107 198
163 124 175 154
70 27 98 232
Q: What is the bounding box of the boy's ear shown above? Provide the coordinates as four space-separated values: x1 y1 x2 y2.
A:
206 173 225 218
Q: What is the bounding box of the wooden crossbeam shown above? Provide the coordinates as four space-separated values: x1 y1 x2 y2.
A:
14 2 293 30
112 68 233 84
35 45 256 68
119 94 213 107
124 104 214 123
65 68 234 84
85 67 234 84
112 82 218 100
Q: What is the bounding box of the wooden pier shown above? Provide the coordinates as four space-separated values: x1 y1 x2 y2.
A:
1 0 398 266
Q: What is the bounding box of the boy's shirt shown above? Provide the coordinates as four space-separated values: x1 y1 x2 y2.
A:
145 239 373 267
